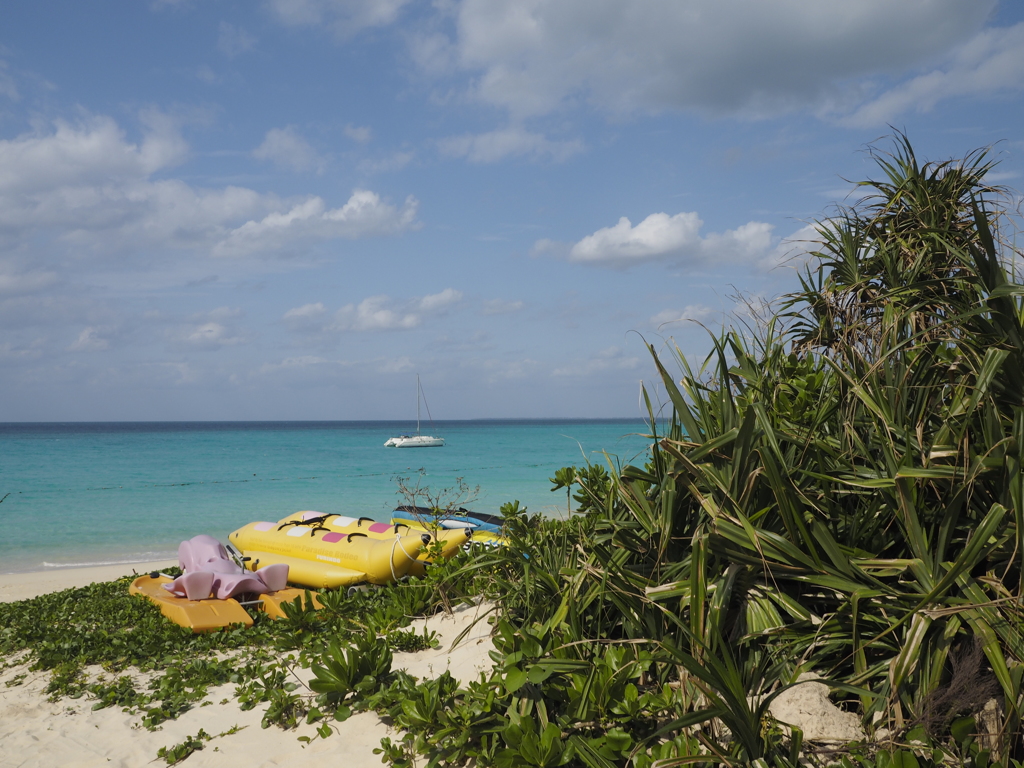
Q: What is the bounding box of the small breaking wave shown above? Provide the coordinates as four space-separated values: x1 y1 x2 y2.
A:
40 552 176 570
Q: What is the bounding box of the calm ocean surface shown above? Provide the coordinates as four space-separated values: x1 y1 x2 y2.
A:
0 420 650 574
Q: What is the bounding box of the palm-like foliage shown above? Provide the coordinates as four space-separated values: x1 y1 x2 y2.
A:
466 135 1024 767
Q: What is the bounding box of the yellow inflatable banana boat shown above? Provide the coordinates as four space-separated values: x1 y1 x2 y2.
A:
229 515 432 589
270 511 472 579
129 574 321 632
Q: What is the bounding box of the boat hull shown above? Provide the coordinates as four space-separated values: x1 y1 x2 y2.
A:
131 574 322 630
228 519 430 588
273 511 471 578
385 435 444 447
392 506 504 534
130 574 253 632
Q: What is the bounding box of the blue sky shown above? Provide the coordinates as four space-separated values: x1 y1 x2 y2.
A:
1 0 1023 421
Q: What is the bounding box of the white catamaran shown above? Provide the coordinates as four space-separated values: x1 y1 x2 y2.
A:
384 375 445 448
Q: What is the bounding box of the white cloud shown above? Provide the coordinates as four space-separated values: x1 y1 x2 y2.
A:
418 288 463 311
335 295 420 331
559 211 774 269
182 321 244 348
839 22 1024 127
416 0 994 120
253 125 323 172
0 112 185 196
284 288 463 334
0 110 419 274
761 224 822 271
268 0 411 38
571 212 701 264
650 305 715 328
283 302 327 330
0 112 417 271
439 126 583 163
66 327 109 352
217 22 257 58
165 308 247 349
213 190 419 257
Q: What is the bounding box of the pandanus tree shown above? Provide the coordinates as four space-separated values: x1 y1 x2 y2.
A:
496 134 1024 765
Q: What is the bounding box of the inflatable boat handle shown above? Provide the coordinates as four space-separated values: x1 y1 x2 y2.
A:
347 532 368 542
357 516 374 526
420 533 431 545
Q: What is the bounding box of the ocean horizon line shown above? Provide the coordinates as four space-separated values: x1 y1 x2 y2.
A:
1 417 648 431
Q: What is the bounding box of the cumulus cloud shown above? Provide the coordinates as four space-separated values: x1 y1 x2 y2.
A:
268 0 411 38
761 224 822 271
839 22 1024 127
0 112 186 197
253 125 324 172
283 302 327 331
417 288 463 311
428 0 995 120
334 296 420 331
262 1 1009 128
549 211 774 269
213 190 418 257
439 126 583 163
0 113 417 266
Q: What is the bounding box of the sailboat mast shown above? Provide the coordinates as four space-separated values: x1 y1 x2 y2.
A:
416 374 421 436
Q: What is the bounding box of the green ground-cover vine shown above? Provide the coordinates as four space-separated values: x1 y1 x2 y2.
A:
0 555 466 759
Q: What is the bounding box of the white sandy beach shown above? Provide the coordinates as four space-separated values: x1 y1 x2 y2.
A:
0 561 179 604
0 564 496 768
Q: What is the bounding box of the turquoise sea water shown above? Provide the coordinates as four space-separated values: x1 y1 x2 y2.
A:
0 420 649 574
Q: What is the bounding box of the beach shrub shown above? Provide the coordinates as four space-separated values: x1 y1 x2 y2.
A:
375 134 1024 768
309 630 393 708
